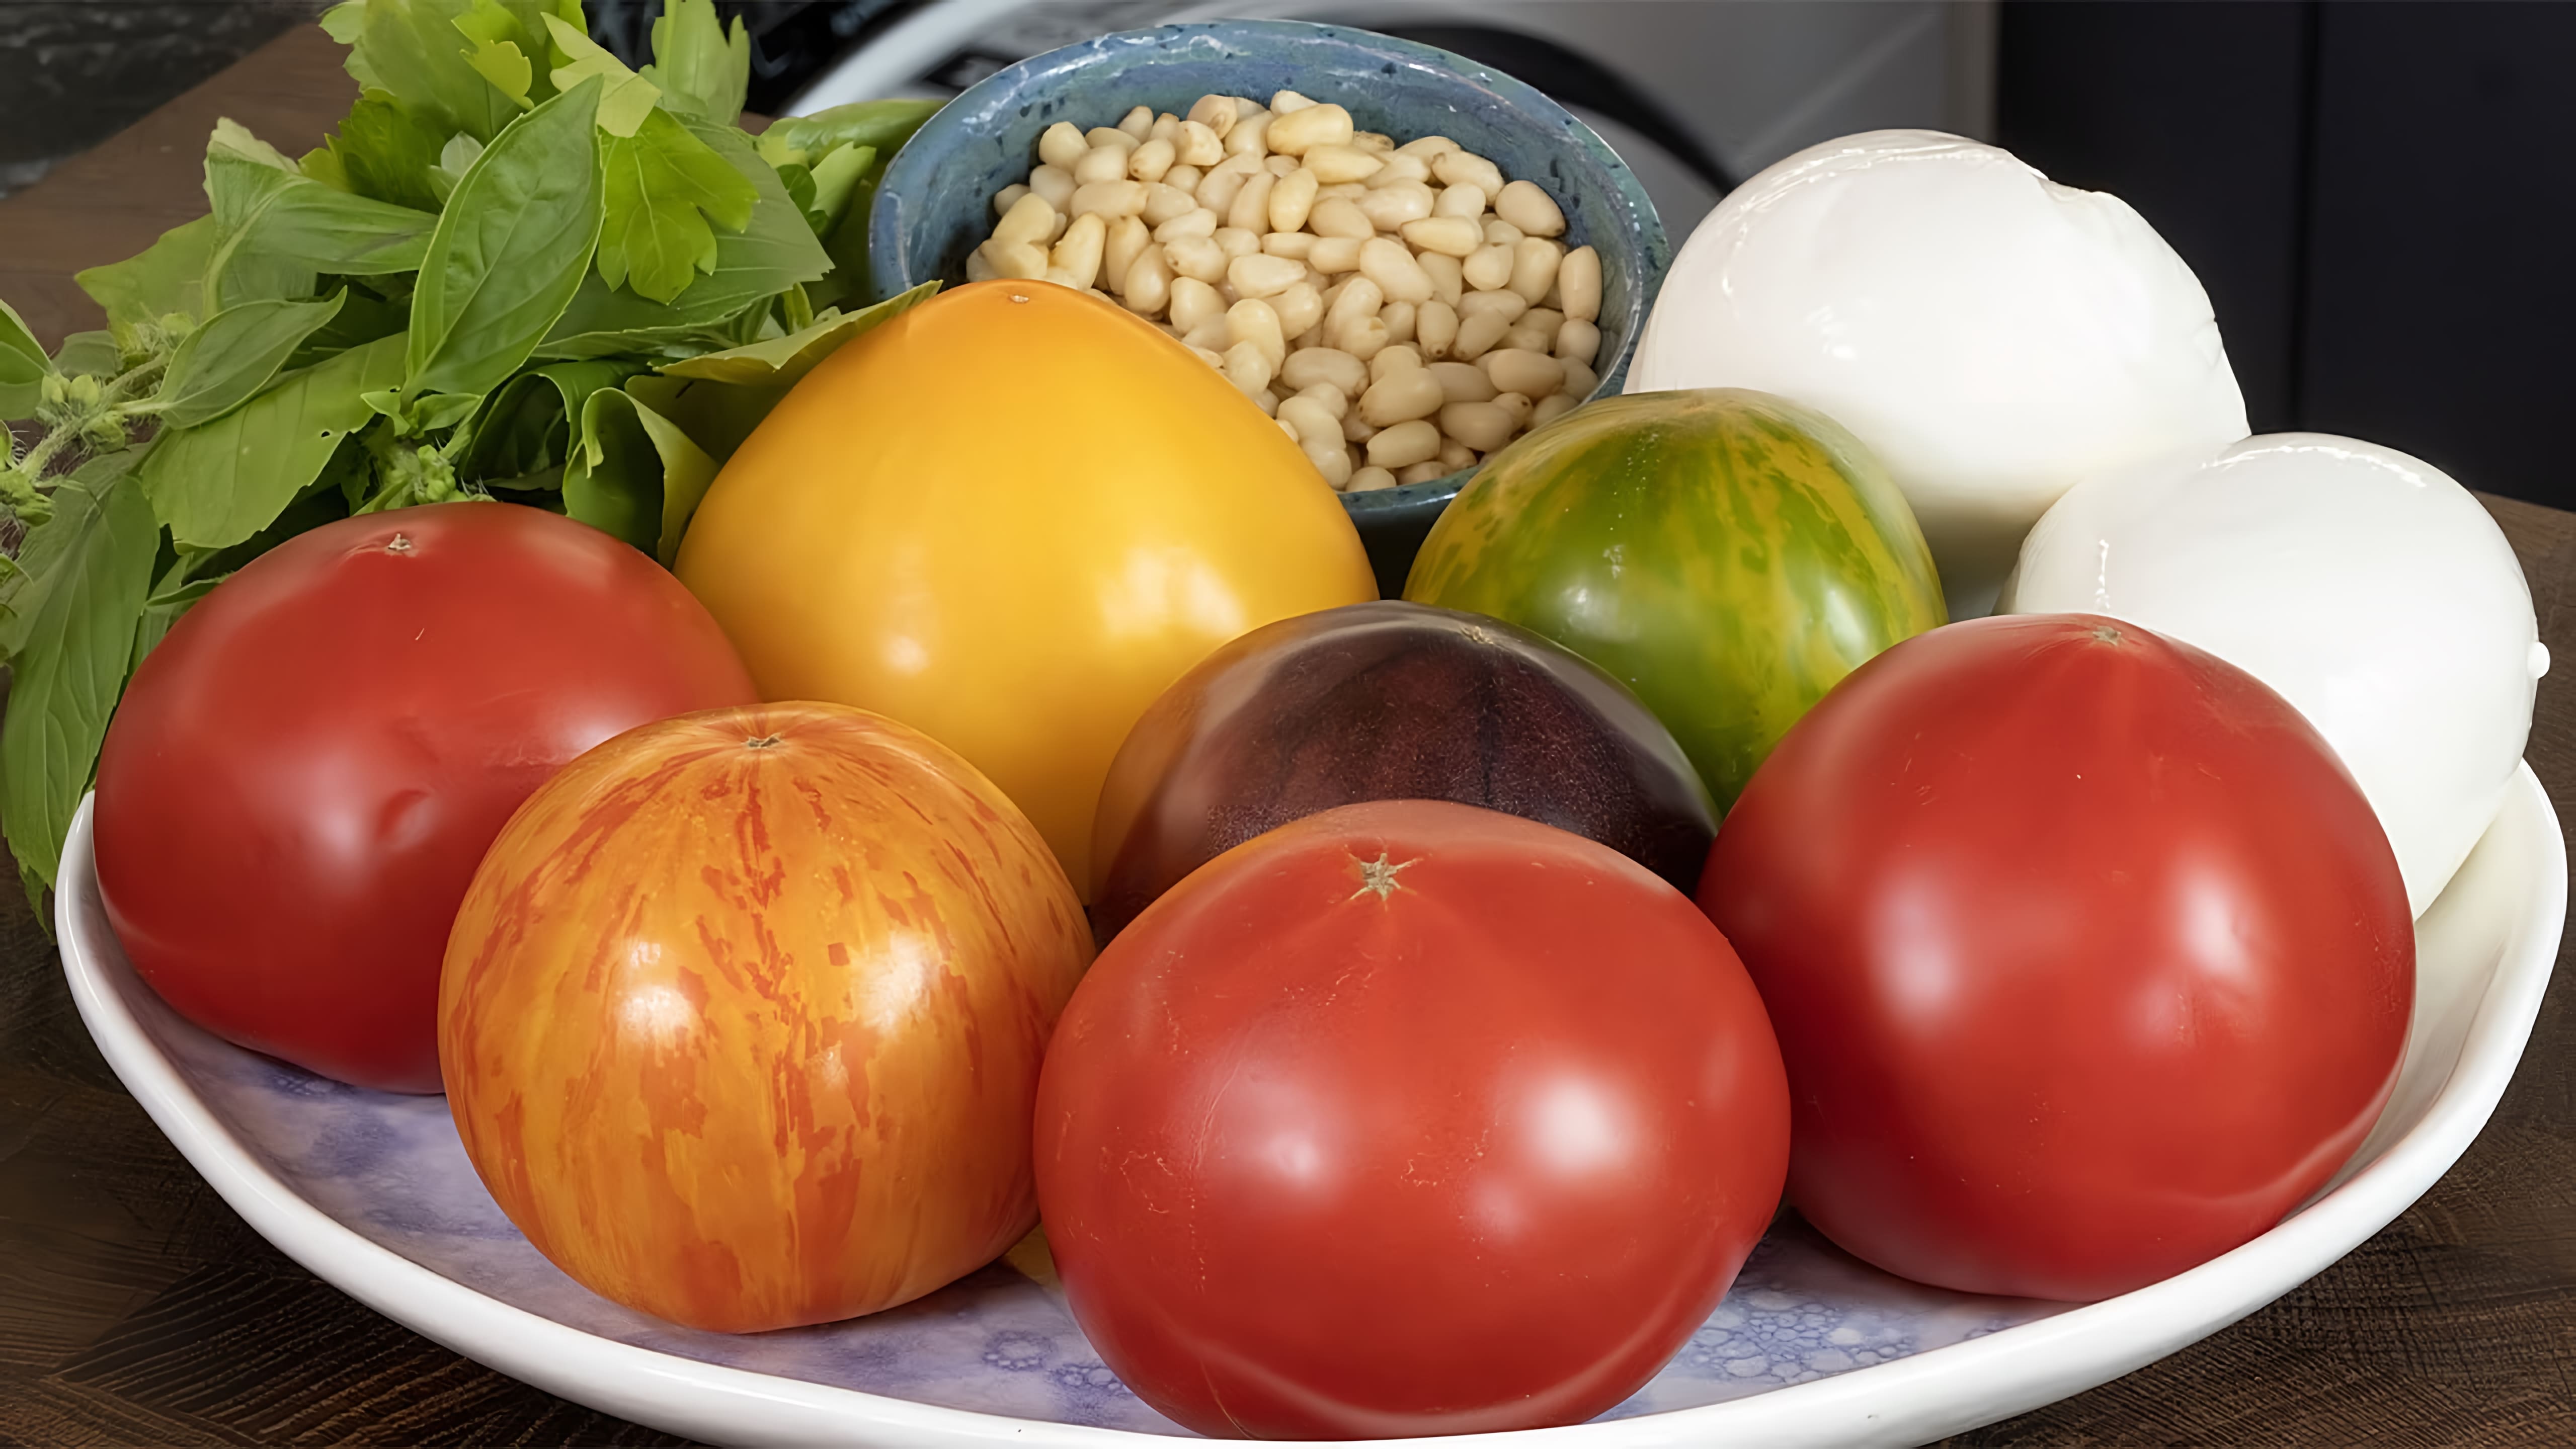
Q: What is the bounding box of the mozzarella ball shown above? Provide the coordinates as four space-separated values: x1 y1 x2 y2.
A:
2004 434 2545 916
1627 130 2250 617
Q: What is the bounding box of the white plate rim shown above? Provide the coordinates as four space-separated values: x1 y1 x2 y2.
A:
56 766 2567 1449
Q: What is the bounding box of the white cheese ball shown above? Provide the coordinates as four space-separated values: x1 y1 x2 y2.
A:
1626 130 2250 617
2004 434 2545 917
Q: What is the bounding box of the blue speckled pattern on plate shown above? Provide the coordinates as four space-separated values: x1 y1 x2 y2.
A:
864 20 1673 596
56 769 2565 1446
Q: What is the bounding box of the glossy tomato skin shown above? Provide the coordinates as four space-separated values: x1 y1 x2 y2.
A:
442 702 1091 1333
1037 799 1789 1438
95 505 756 1093
1700 614 2411 1303
677 281 1378 894
1088 600 1718 941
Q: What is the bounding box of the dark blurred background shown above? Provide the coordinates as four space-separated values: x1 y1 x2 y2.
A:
4 0 2569 510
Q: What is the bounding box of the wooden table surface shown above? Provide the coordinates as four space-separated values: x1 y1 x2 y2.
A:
3 23 2571 1448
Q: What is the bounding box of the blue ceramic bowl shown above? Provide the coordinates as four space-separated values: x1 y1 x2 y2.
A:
866 19 1670 597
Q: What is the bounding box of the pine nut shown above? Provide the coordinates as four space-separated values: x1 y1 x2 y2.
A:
1263 230 1317 260
1297 382 1348 418
1028 165 1074 211
1433 183 1485 219
1153 206 1218 243
1316 181 1367 201
1180 315 1232 354
1491 391 1533 428
1214 227 1260 261
1038 122 1087 170
1427 361 1497 403
993 183 1031 217
1531 392 1579 429
1071 180 1148 219
1356 183 1435 230
1452 307 1510 360
1382 299 1416 344
1266 102 1354 155
1169 276 1224 336
1268 168 1319 232
1555 318 1601 366
1518 307 1565 345
1559 357 1599 398
1400 216 1481 258
1281 347 1367 395
1177 119 1224 167
1303 144 1384 185
1271 89 1318 114
1480 349 1564 398
1151 112 1181 144
1229 252 1305 299
1493 179 1566 237
1436 437 1475 470
1117 105 1153 140
1074 145 1128 185
965 248 997 282
1503 320 1553 354
1483 217 1524 248
1325 276 1382 335
1223 340 1275 397
1510 238 1562 304
1228 171 1275 231
1252 386 1279 416
1395 134 1459 160
1334 314 1390 361
1309 236 1365 273
1359 368 1444 427
1187 95 1237 139
1128 137 1175 184
1418 252 1463 307
1343 414 1378 444
992 192 1056 248
1398 459 1452 485
1369 344 1422 379
1308 198 1374 239
1415 299 1459 359
1225 110 1273 156
1086 126 1138 151
979 238 1047 279
1141 184 1198 226
1271 281 1324 339
1365 152 1430 189
1165 164 1202 193
1165 235 1226 284
1302 433 1353 488
1367 420 1441 469
1463 243 1515 292
1557 246 1602 323
1122 246 1172 315
1353 131 1394 152
1358 237 1433 304
1046 212 1105 289
1347 466 1398 493
1457 288 1528 322
1230 297 1286 371
1431 149 1504 196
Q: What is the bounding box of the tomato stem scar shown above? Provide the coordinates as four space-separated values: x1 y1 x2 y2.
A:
746 734 784 750
2091 623 2125 645
384 533 413 554
1347 850 1422 902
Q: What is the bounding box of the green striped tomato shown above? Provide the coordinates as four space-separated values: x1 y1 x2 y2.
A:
1404 389 1945 809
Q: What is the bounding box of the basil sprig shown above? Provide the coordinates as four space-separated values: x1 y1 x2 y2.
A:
0 0 943 917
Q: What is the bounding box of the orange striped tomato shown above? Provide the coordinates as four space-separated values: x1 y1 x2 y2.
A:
439 702 1091 1333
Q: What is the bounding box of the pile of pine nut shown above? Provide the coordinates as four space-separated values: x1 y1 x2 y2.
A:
969 91 1604 491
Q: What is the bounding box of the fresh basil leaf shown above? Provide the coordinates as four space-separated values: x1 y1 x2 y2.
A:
152 294 347 430
140 333 407 548
318 88 450 212
453 0 538 109
0 296 50 421
409 391 484 434
206 121 440 283
597 108 759 305
407 77 604 401
284 285 407 369
0 454 159 907
657 279 932 387
132 576 222 665
564 385 717 564
429 131 484 207
541 14 661 137
803 141 876 238
462 358 642 484
618 371 774 468
336 0 524 143
763 99 942 168
53 333 124 380
641 0 748 125
822 160 886 302
76 216 217 353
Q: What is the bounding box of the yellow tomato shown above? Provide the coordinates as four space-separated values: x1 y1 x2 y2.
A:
677 280 1377 893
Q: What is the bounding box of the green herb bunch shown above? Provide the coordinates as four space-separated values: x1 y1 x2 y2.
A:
0 0 943 915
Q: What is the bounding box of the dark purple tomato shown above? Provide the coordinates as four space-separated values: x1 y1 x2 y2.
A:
1088 600 1718 941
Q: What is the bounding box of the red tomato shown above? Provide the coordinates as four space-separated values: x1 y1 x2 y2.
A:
1035 799 1789 1439
1699 614 2411 1303
94 505 757 1093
